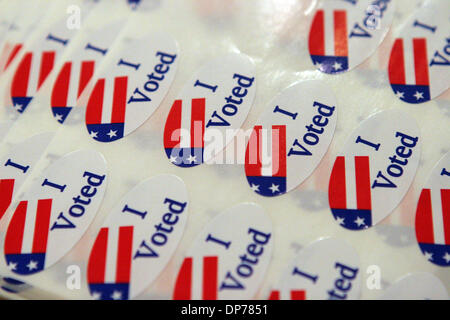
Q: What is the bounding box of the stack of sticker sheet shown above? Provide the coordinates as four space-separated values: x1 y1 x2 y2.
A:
0 0 447 300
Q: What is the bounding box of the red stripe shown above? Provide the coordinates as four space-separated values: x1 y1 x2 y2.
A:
0 179 14 220
11 52 32 98
4 43 22 71
441 189 450 245
116 226 133 283
51 62 71 107
87 228 109 284
4 201 28 254
355 156 372 210
245 126 262 177
415 189 434 244
334 10 348 56
268 290 280 300
272 125 286 177
164 100 182 149
32 199 52 254
78 61 95 98
190 98 206 149
291 290 306 300
329 156 347 209
85 78 105 125
309 10 325 56
173 257 193 300
413 38 429 86
37 51 55 89
111 76 128 124
202 256 218 300
388 39 406 85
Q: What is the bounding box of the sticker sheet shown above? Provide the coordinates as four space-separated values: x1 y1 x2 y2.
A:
0 0 447 301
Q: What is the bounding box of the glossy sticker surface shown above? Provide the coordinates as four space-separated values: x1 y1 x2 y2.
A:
4 149 107 275
9 2 95 114
415 152 450 267
0 0 46 74
308 0 395 74
0 132 54 220
164 53 256 167
380 273 448 299
328 109 421 230
269 238 361 300
388 0 450 104
245 80 337 197
173 203 272 300
85 32 178 142
51 20 126 124
87 175 189 300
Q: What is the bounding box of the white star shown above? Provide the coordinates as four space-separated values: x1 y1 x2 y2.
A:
107 130 117 139
90 131 98 138
424 251 433 261
332 61 342 71
250 184 260 192
395 91 404 99
55 114 63 122
354 216 365 227
336 217 345 226
186 154 197 163
169 155 178 163
27 260 38 271
111 290 122 300
92 292 101 300
443 252 450 263
269 184 279 194
13 103 23 112
413 91 424 100
315 61 323 70
7 262 17 271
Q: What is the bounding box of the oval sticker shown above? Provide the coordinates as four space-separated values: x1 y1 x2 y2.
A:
0 132 54 220
50 20 126 124
4 149 107 275
172 203 272 300
85 32 179 142
328 109 421 230
388 0 450 104
244 80 337 197
8 2 93 114
0 0 44 74
415 152 450 267
268 238 361 300
87 174 189 300
380 272 448 299
308 0 395 74
163 53 256 167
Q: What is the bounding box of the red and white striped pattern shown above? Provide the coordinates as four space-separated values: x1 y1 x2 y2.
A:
173 256 219 300
164 98 206 150
11 51 55 98
4 199 52 256
245 125 287 178
51 60 95 107
329 156 372 211
88 226 134 285
269 289 306 300
85 76 128 126
388 38 430 86
416 189 450 245
309 9 348 57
